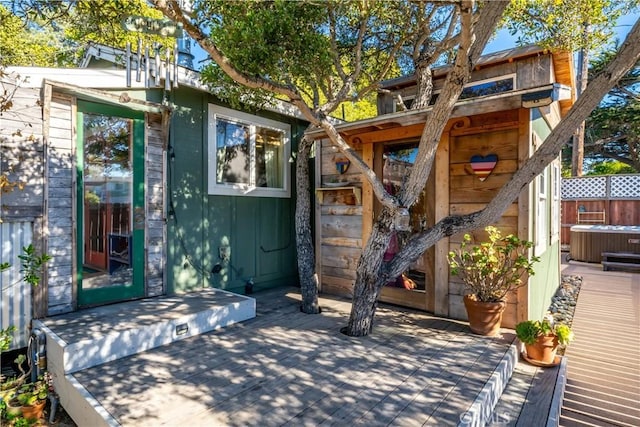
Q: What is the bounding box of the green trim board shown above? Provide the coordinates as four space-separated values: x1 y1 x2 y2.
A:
76 101 145 307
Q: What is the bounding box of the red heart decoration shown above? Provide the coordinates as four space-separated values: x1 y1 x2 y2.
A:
470 154 498 181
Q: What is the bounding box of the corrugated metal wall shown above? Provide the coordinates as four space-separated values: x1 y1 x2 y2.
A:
0 221 33 350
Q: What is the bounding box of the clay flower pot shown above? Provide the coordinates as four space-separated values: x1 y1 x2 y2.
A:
524 334 559 364
463 294 506 336
20 399 46 420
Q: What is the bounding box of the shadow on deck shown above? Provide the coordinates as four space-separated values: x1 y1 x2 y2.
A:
36 287 522 426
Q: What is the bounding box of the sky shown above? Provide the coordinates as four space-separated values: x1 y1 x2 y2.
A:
186 11 639 71
484 12 639 54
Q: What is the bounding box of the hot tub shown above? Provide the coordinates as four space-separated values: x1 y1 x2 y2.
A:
569 225 640 263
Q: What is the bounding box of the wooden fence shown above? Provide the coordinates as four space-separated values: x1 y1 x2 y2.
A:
561 174 640 247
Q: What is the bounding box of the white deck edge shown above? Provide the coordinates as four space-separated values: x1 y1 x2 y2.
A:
457 341 519 427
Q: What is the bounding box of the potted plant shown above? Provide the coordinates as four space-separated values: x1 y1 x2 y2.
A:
13 375 48 420
448 226 540 336
516 315 574 364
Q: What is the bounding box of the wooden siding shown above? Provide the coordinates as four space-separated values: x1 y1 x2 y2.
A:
167 88 304 295
378 51 557 115
446 111 522 328
45 92 75 315
317 141 363 297
0 84 44 220
145 113 166 297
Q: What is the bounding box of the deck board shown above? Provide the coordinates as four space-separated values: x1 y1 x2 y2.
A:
559 262 640 427
67 289 515 426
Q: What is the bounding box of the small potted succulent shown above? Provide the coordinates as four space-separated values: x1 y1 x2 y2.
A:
516 315 575 364
14 375 49 420
448 226 540 336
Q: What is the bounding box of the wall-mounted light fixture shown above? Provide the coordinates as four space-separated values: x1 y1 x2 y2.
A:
521 83 572 109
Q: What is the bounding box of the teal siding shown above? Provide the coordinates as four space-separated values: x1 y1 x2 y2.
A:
166 87 304 294
528 241 560 321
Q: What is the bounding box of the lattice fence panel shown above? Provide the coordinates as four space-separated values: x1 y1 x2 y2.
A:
561 176 607 199
610 175 640 199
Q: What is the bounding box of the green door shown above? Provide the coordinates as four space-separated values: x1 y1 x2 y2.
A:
77 101 145 307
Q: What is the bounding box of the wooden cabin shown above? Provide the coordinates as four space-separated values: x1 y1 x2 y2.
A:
0 44 307 349
309 46 575 328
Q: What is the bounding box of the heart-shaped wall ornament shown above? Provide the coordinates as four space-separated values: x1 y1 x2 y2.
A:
470 154 498 181
334 157 350 174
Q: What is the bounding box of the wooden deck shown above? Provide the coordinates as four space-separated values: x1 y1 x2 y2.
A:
58 289 517 426
559 262 640 427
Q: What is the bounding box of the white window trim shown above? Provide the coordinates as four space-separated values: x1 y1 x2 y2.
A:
550 162 560 244
208 104 291 198
535 166 549 255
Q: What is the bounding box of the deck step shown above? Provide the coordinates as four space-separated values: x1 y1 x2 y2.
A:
487 350 567 426
459 341 519 427
601 261 640 271
34 289 256 374
601 251 640 260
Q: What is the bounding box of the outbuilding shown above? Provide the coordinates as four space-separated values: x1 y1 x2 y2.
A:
309 46 575 327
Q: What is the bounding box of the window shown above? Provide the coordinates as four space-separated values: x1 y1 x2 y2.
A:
208 105 291 197
459 76 515 100
550 163 560 243
535 166 549 255
392 75 516 112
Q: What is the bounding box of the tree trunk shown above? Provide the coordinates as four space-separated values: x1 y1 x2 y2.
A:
412 61 434 110
346 208 395 336
571 122 586 176
572 25 591 177
345 1 510 337
296 136 320 314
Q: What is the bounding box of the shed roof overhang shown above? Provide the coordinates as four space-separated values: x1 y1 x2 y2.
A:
44 79 170 114
307 83 572 144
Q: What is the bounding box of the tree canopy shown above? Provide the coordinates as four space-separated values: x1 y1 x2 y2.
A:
0 0 172 67
583 47 640 172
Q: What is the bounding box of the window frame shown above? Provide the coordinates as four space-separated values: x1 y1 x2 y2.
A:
550 162 560 243
207 104 291 198
535 165 549 255
391 74 516 112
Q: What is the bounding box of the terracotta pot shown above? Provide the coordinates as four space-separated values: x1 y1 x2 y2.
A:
20 400 46 420
463 294 506 336
5 399 22 418
524 334 559 364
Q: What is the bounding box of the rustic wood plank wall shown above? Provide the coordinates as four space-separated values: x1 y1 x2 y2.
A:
1 84 45 220
46 92 75 315
145 113 166 297
317 141 362 297
446 110 522 328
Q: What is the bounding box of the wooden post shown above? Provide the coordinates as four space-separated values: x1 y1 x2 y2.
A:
434 130 450 317
361 143 374 248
